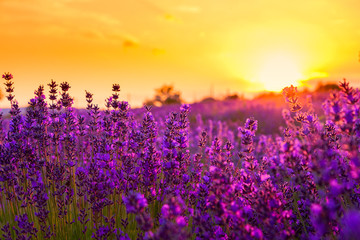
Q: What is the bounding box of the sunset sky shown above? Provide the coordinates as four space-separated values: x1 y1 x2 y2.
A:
0 0 359 108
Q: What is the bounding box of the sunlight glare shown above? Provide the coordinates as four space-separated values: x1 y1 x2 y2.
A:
257 53 304 92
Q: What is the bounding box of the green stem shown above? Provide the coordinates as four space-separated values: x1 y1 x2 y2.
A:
293 191 308 238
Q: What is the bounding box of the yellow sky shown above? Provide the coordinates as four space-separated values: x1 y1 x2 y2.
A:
0 0 359 108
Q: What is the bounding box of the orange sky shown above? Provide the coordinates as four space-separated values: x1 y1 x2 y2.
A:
0 0 359 108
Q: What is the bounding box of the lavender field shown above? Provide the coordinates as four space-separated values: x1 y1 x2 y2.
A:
0 72 359 240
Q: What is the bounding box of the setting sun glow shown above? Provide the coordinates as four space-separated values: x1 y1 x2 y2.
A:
257 53 304 92
0 0 359 107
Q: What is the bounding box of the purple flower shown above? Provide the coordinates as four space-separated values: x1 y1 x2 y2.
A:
13 213 38 238
341 210 360 240
245 117 258 132
123 191 148 214
114 228 131 240
2 72 13 80
1 223 12 240
182 174 190 184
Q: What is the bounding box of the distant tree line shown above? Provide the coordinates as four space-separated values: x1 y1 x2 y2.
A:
144 85 182 106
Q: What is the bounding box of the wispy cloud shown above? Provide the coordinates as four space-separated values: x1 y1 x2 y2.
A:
0 0 141 45
123 38 139 48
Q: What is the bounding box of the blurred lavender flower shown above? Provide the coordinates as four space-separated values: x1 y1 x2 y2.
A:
154 196 189 240
123 191 148 214
114 228 131 240
341 210 360 240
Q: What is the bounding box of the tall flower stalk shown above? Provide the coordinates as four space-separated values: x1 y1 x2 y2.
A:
0 73 359 239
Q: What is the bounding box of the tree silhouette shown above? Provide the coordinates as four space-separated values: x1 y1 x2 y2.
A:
145 85 182 106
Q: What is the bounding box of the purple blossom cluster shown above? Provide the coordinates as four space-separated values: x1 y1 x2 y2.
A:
0 73 360 239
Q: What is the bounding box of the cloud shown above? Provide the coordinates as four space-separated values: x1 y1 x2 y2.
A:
81 30 102 40
0 0 144 45
57 0 94 2
123 39 139 48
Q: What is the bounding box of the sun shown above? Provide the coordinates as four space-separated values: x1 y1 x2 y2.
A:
257 53 304 92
